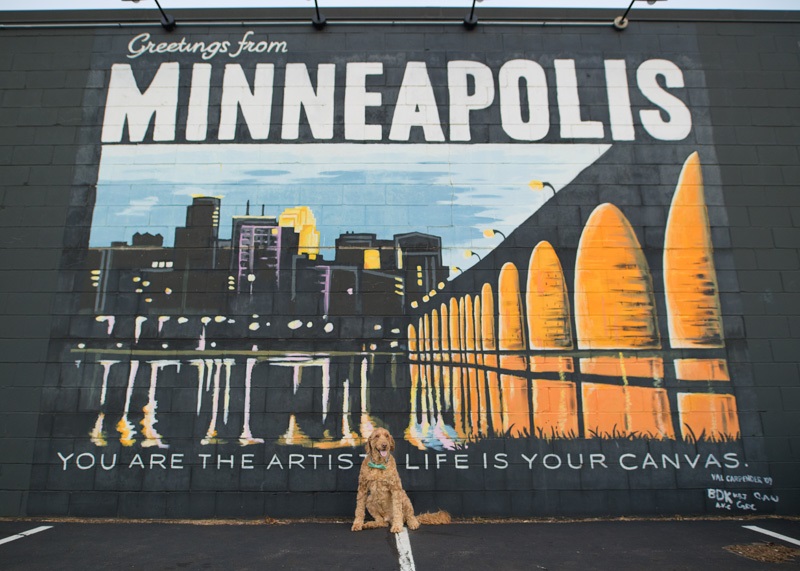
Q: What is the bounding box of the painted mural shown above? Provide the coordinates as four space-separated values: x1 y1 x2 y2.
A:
74 149 739 450
37 26 771 517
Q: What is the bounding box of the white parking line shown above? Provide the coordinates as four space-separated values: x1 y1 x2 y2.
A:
0 526 53 546
394 528 416 571
743 525 800 547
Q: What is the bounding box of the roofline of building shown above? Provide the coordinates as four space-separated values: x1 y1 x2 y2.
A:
1 7 798 28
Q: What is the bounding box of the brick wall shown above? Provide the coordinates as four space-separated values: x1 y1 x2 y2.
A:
0 14 797 518
699 22 800 512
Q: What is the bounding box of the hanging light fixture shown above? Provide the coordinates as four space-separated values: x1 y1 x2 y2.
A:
463 0 483 30
121 0 176 31
312 0 326 30
613 0 666 31
154 0 176 31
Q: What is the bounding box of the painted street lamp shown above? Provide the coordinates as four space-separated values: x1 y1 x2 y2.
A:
483 228 507 240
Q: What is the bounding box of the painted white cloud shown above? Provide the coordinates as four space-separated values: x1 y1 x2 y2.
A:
117 195 159 217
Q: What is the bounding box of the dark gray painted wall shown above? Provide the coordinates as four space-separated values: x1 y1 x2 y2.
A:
0 17 797 518
0 29 93 516
699 22 800 512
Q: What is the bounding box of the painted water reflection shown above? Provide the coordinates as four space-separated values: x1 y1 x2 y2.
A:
78 341 399 450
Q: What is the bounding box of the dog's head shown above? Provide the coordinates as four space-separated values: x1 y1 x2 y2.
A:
365 427 395 463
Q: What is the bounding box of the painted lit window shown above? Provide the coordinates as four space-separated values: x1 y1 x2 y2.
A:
416 265 423 287
364 249 381 270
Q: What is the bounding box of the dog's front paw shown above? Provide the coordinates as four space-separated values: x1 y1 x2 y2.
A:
407 518 420 531
390 524 403 534
351 521 363 532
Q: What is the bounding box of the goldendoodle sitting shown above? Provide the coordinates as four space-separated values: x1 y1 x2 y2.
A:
351 427 450 533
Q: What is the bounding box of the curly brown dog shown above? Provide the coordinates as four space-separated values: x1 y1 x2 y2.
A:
351 427 450 533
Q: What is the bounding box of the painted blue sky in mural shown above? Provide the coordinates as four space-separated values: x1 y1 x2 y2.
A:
94 143 610 271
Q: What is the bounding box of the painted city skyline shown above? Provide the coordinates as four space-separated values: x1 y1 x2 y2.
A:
92 143 610 273
75 149 741 452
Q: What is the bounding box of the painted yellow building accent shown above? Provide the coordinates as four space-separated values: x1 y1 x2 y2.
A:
89 413 107 447
449 296 461 370
405 323 423 447
439 303 450 354
522 242 579 437
498 263 529 436
116 418 136 447
431 308 441 355
408 326 419 404
575 203 663 381
141 402 166 447
498 263 527 354
449 297 466 438
439 303 452 410
480 283 504 436
674 358 730 381
279 206 321 259
408 323 418 357
575 203 660 351
582 383 675 439
578 355 664 380
531 380 578 439
664 152 729 381
278 414 312 446
464 295 480 437
363 248 381 269
421 314 431 419
480 284 497 352
678 393 740 442
430 308 443 415
526 241 575 375
526 241 573 350
473 295 489 437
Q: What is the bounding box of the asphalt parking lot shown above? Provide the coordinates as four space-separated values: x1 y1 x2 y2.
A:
1 517 799 570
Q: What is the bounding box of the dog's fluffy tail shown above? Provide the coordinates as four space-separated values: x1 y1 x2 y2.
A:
416 510 451 525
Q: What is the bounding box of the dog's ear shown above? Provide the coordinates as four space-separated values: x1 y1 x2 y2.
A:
365 433 373 455
389 433 395 451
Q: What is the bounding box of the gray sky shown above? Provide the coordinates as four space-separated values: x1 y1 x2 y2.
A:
1 0 797 10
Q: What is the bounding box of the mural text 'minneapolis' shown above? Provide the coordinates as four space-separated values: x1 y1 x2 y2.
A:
103 33 692 144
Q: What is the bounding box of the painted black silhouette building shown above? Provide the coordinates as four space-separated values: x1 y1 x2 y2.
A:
80 197 446 324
